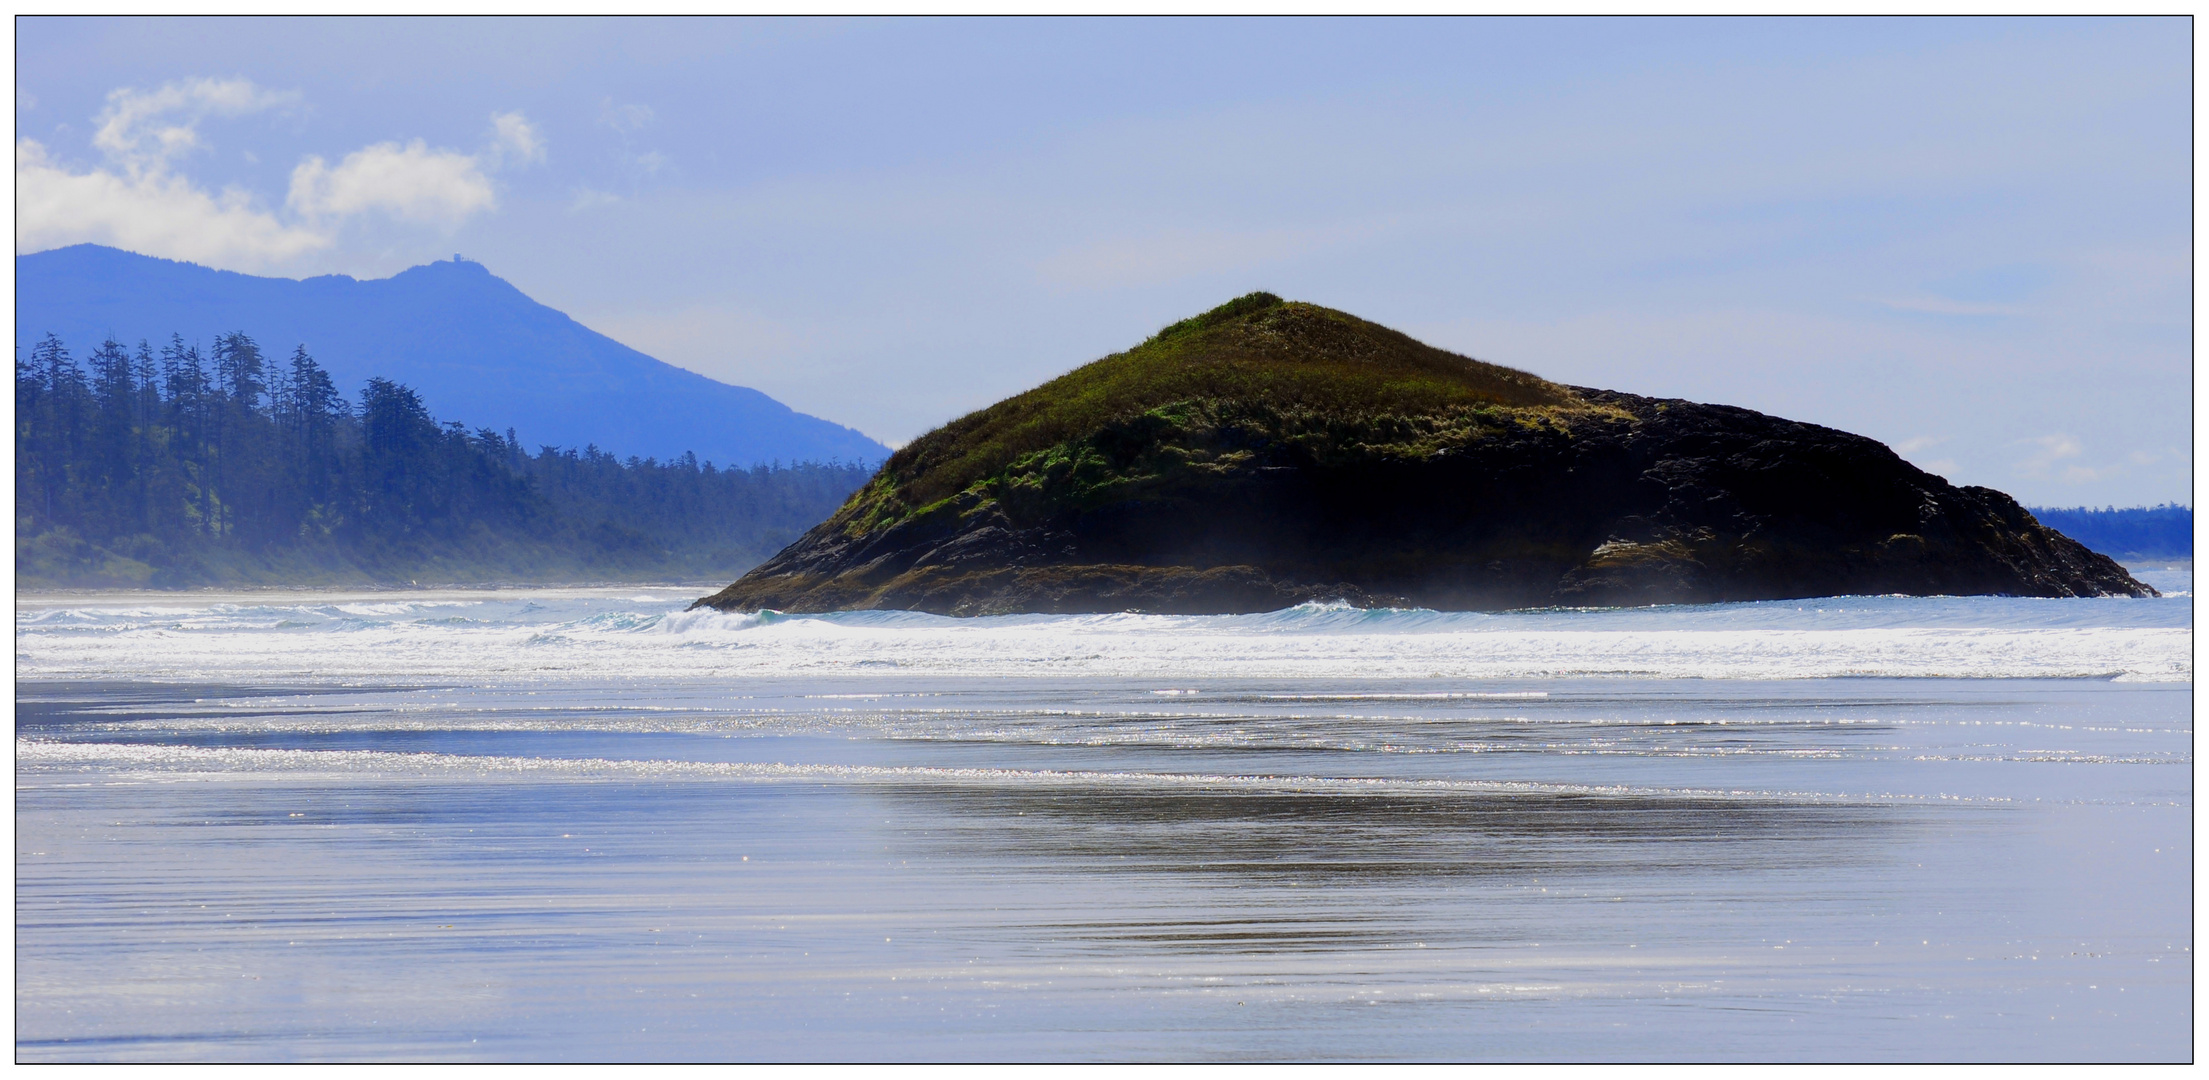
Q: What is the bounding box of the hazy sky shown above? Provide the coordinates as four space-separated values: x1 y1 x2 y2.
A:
16 16 2192 506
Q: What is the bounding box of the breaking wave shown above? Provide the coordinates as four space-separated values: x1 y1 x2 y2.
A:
17 582 2191 685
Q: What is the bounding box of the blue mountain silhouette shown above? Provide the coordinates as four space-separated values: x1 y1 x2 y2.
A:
16 244 888 467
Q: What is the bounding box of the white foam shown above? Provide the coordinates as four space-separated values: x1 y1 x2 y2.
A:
16 586 2192 684
15 739 1993 804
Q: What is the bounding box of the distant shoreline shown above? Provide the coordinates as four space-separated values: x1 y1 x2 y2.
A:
16 580 730 599
2119 559 2191 572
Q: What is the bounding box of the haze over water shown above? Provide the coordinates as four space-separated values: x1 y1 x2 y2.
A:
15 571 2192 1061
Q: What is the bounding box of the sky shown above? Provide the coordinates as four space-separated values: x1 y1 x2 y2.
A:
15 16 2193 507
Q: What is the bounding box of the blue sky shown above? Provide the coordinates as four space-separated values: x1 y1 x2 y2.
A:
16 16 2191 506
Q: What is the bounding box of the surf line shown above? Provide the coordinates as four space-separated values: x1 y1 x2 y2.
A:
16 739 2010 805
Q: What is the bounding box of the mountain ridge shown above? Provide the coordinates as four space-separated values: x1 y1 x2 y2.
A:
17 244 888 467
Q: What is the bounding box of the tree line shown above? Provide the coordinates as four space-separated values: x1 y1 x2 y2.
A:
2028 503 2192 561
17 331 872 587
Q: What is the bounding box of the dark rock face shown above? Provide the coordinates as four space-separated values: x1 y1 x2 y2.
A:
696 387 2151 615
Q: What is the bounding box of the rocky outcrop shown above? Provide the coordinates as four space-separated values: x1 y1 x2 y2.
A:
696 296 2150 615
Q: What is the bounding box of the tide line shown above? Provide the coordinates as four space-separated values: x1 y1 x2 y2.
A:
17 739 2009 806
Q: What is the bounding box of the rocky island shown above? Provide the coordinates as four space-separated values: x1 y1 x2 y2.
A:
696 294 2152 615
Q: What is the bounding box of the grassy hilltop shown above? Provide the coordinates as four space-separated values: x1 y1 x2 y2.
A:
844 292 1623 534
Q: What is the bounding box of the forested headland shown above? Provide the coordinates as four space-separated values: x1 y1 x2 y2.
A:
2027 504 2192 562
17 332 872 589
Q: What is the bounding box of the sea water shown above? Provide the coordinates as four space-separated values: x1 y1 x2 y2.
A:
14 570 2193 1061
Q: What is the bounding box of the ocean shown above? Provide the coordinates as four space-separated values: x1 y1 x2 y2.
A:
15 568 2192 1061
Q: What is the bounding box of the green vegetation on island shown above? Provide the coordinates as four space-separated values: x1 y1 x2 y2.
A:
17 331 870 589
700 294 2150 614
846 293 1622 532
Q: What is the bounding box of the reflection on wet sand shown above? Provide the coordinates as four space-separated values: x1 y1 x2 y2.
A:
888 785 1905 883
14 673 2191 1062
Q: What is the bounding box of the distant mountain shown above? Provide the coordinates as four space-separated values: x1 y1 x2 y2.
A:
16 244 888 467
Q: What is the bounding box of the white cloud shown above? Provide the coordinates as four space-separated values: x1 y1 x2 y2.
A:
93 77 294 177
1892 435 1945 455
2014 433 2117 484
568 187 621 213
19 78 543 269
14 76 325 268
489 111 545 166
16 137 328 267
2019 433 2082 471
599 100 654 134
593 100 667 182
288 140 496 226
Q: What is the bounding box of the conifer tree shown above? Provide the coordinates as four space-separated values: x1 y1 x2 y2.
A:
17 328 873 586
